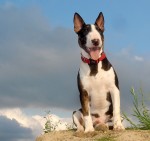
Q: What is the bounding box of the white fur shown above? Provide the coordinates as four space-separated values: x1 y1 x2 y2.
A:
110 87 124 130
80 61 115 118
84 115 94 132
86 25 102 48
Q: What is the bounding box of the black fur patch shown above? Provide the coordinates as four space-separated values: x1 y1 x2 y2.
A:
77 24 91 51
78 108 83 114
73 111 76 115
91 113 100 118
105 92 113 118
77 73 89 116
88 57 111 76
114 70 119 89
88 62 98 76
101 58 112 71
101 58 119 89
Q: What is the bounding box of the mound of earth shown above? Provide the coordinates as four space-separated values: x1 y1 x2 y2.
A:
35 130 150 141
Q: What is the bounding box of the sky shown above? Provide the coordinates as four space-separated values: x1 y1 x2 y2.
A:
0 0 150 141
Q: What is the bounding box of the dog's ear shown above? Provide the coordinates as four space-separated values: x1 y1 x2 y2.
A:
95 12 104 32
74 13 85 33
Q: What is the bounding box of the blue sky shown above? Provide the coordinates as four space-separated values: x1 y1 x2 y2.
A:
0 0 150 141
1 0 150 54
20 0 150 55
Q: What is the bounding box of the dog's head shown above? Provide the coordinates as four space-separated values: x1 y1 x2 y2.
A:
74 12 104 60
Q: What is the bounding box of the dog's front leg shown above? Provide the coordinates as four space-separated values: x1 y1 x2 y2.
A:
80 90 94 132
110 86 125 130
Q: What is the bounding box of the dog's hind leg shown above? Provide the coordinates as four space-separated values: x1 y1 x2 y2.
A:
72 110 84 132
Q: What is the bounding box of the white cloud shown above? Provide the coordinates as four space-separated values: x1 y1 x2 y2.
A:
0 108 73 141
0 108 42 136
0 116 33 141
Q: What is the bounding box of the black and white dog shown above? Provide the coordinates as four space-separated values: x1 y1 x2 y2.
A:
72 12 125 132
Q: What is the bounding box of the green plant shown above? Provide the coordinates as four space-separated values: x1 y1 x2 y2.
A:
43 111 75 133
43 111 62 133
123 87 150 130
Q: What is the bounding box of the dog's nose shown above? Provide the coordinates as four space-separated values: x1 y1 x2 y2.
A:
92 39 99 46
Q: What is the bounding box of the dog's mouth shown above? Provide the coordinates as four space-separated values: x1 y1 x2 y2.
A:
87 47 101 60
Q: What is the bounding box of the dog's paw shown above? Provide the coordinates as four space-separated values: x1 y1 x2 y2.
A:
113 123 125 131
84 127 94 133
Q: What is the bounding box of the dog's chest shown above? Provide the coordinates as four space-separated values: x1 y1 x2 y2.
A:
79 61 115 111
80 61 115 90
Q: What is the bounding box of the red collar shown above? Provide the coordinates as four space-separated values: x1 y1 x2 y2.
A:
81 52 106 64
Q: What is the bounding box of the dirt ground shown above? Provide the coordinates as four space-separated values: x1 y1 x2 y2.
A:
35 130 150 141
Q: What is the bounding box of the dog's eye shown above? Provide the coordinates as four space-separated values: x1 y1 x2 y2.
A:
83 27 88 31
84 26 90 33
84 28 89 33
84 28 88 32
80 37 86 44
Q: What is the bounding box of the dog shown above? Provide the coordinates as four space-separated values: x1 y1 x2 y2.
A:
72 12 125 132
